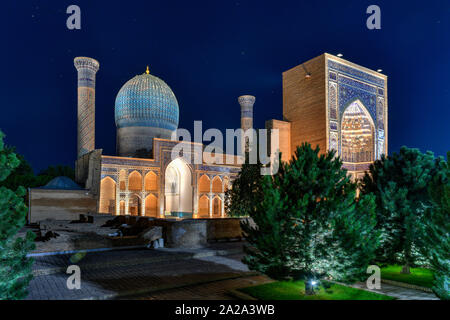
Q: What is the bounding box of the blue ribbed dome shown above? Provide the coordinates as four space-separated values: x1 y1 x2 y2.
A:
114 71 179 131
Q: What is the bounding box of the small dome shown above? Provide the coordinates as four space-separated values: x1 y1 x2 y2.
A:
40 176 82 190
114 70 179 131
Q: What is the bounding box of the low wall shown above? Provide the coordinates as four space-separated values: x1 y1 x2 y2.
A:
28 189 97 223
206 218 245 240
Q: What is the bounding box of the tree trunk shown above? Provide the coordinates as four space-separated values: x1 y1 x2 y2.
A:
401 265 411 274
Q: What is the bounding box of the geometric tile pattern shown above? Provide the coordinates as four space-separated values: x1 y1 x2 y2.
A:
327 58 387 162
115 71 179 131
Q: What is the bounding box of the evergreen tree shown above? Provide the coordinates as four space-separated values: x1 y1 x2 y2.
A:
0 147 75 192
38 165 75 182
420 152 449 299
0 147 39 192
225 151 264 217
0 130 35 300
360 146 442 273
241 143 379 294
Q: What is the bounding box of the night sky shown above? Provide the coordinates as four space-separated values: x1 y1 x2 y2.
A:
2 1 449 172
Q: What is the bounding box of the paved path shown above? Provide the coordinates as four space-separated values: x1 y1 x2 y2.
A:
350 282 439 300
26 241 440 300
26 242 250 300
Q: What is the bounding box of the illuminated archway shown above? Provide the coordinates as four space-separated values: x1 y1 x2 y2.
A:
198 174 210 193
212 176 222 193
198 195 209 218
145 194 158 217
99 177 116 214
144 171 158 191
340 101 375 163
128 171 142 191
164 158 193 214
129 194 141 216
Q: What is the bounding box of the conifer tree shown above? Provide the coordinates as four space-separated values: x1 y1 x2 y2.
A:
225 151 264 217
420 152 449 299
0 130 35 300
241 143 379 294
360 146 441 273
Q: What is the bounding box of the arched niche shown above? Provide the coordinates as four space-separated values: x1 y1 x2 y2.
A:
340 100 375 163
198 174 210 194
99 177 116 214
212 176 222 193
165 158 193 214
198 195 209 218
144 171 158 191
145 194 158 217
128 171 142 191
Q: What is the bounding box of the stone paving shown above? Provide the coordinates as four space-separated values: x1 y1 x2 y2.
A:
25 241 440 300
350 282 439 300
26 242 251 300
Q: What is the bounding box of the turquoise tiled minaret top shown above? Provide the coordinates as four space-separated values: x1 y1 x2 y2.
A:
114 67 179 130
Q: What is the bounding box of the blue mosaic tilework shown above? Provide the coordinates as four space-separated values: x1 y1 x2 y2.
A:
330 121 338 131
101 174 117 181
198 165 241 173
328 60 384 87
327 58 387 160
338 84 377 121
338 76 377 94
102 156 159 167
115 73 179 130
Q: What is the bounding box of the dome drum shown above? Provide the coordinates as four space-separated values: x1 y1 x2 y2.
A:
116 126 174 157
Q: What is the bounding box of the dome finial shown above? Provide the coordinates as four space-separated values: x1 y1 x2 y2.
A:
145 66 150 74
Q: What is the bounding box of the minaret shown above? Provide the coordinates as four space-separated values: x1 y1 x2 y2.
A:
74 57 100 158
238 95 255 152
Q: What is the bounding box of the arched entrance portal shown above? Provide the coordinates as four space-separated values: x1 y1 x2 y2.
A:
340 101 375 163
165 158 193 216
129 194 141 216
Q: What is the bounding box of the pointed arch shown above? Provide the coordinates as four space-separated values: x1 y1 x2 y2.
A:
128 170 142 191
144 171 158 191
198 195 210 218
198 174 210 193
99 177 116 214
340 100 375 163
165 158 193 214
129 193 141 216
145 194 158 217
212 176 223 193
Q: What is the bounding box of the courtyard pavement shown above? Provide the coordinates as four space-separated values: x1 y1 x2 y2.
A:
26 242 252 300
25 241 440 300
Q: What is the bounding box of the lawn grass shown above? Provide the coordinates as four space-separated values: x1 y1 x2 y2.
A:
380 265 434 288
238 280 394 300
